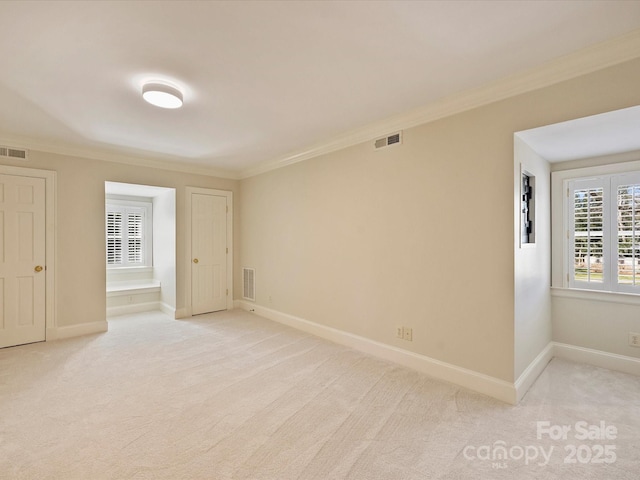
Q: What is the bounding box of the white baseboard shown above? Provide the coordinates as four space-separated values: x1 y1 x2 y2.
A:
553 342 640 376
159 302 176 318
236 301 517 404
515 343 554 402
107 301 160 317
234 303 640 403
52 321 108 340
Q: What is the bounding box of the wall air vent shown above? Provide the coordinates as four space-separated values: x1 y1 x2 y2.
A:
374 131 402 150
0 145 28 160
242 267 255 301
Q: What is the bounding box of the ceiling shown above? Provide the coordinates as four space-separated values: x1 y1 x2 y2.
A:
517 105 640 163
1 1 639 177
105 181 174 198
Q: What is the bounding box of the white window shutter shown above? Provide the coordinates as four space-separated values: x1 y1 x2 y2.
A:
106 201 152 268
127 212 144 264
107 211 123 265
613 174 640 293
571 185 604 284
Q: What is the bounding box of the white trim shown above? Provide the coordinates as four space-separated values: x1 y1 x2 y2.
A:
553 162 640 292
107 266 154 274
160 302 176 318
553 341 640 377
106 200 153 269
515 343 554 402
184 187 234 316
551 286 640 306
552 159 640 287
0 165 56 343
0 133 239 180
2 30 640 181
240 29 640 179
236 301 517 404
107 302 160 317
106 285 161 297
54 321 108 340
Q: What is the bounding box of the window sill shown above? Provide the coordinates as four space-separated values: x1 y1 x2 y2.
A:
107 280 160 297
551 287 640 306
107 266 153 273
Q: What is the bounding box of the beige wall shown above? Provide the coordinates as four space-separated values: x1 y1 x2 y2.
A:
240 58 640 382
0 151 238 328
2 58 640 384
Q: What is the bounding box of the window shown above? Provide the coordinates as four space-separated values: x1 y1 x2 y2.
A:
567 171 640 293
106 200 152 268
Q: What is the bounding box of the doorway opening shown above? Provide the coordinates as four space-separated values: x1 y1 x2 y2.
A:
105 182 176 318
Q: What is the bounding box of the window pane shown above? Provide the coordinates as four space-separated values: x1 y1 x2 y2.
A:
617 184 640 285
573 188 603 282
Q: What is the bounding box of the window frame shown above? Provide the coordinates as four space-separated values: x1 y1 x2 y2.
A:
559 166 640 295
106 198 153 269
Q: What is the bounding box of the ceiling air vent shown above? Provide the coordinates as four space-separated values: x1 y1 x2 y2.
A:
0 145 28 160
374 131 402 150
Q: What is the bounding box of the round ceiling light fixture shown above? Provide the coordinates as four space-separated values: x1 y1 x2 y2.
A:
142 82 183 109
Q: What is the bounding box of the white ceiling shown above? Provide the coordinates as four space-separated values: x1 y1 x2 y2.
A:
517 105 640 162
1 1 640 175
105 181 174 198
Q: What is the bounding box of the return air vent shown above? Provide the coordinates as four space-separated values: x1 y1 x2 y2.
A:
374 131 402 150
0 145 28 160
242 267 255 301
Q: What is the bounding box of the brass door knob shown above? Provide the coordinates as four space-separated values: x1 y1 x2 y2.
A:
193 258 199 264
35 265 43 273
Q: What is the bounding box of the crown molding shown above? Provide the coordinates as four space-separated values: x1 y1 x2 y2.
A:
0 133 241 180
240 29 640 179
3 29 640 182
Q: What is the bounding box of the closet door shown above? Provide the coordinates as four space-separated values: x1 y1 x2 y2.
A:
0 174 46 348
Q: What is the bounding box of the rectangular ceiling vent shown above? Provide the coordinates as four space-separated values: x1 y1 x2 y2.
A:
0 145 28 160
242 267 255 301
374 131 402 150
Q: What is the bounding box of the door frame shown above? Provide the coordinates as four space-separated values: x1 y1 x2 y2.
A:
0 164 56 340
184 187 233 316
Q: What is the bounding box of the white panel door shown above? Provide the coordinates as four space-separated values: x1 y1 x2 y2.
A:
191 193 227 315
0 175 46 348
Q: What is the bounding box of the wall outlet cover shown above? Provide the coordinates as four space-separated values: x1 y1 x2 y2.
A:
403 328 412 341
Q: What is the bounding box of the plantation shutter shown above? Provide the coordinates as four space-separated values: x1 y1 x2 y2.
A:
612 172 640 292
107 211 123 265
569 178 607 289
106 202 150 268
127 212 143 263
566 172 640 294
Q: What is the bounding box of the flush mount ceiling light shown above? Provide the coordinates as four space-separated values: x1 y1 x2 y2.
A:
142 82 183 109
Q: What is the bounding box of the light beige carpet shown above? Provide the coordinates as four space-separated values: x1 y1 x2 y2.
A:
0 309 638 479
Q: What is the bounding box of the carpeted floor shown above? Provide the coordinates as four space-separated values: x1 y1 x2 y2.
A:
0 309 638 479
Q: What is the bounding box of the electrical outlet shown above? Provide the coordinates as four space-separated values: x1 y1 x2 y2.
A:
403 328 412 341
629 332 640 347
396 327 404 339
